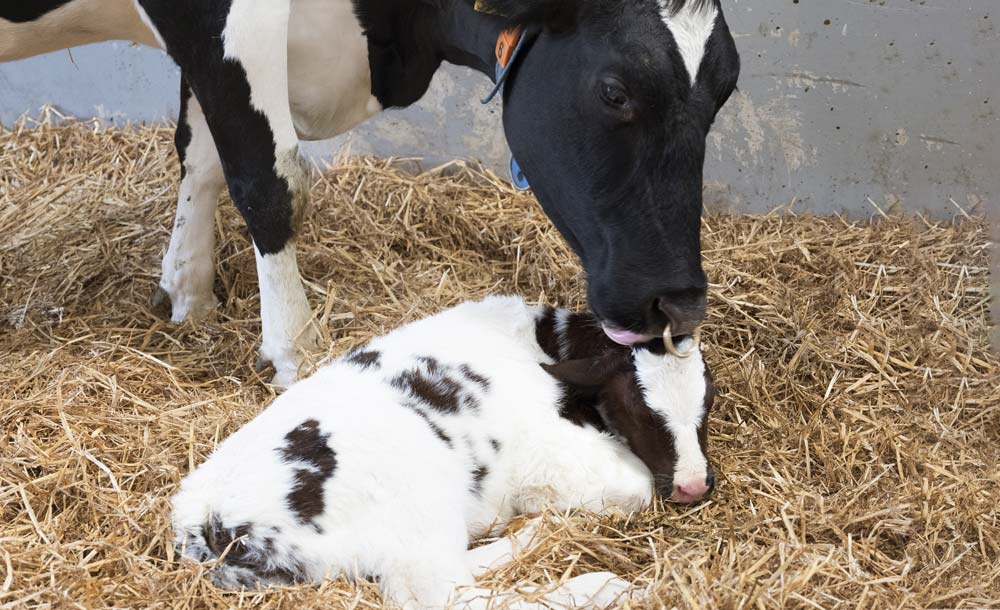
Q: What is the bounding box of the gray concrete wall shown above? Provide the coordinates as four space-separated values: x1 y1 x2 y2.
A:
1 0 997 216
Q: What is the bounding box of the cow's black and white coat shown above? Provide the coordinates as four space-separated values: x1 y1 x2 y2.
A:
171 296 716 608
1 0 740 385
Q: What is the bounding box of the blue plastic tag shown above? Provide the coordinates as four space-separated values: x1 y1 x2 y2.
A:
510 156 530 191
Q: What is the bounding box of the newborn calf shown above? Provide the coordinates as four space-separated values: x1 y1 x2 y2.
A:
172 296 716 609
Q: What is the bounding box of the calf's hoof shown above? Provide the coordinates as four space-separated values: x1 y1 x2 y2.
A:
253 355 301 389
556 572 634 609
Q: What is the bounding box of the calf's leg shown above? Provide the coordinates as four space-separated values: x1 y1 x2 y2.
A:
466 518 544 578
462 519 632 610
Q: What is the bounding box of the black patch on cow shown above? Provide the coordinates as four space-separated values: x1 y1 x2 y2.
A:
136 0 298 255
0 0 73 23
534 306 560 361
203 518 252 564
557 387 608 431
174 77 193 181
699 366 716 454
490 438 501 452
402 400 453 448
345 349 381 370
536 308 620 430
470 464 489 496
417 355 441 371
351 0 445 108
560 314 624 429
391 357 487 414
562 312 618 360
393 369 462 413
460 364 491 391
278 419 337 529
200 517 306 585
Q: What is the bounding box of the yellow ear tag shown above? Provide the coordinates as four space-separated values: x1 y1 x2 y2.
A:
474 0 502 15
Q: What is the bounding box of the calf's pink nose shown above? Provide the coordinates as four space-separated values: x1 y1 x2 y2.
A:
672 480 710 503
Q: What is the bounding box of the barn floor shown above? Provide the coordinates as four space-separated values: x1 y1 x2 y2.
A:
1 115 997 610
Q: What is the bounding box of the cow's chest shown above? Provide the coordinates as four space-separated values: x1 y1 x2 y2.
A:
287 0 381 141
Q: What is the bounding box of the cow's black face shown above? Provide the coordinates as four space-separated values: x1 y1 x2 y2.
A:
500 0 739 345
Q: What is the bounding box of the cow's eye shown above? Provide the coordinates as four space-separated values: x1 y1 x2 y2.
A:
598 78 629 109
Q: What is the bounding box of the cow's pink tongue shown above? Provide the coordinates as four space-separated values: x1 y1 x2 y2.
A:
602 325 656 346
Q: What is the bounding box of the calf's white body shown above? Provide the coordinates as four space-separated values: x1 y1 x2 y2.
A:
172 296 711 608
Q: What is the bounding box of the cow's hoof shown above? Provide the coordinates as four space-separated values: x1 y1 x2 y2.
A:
150 287 173 318
151 285 219 323
254 354 297 388
270 368 299 389
254 355 273 374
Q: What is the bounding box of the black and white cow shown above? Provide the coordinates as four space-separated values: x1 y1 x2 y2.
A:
1 0 741 385
172 295 716 607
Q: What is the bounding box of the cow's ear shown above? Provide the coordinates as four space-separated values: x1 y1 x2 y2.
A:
541 352 626 387
476 0 580 32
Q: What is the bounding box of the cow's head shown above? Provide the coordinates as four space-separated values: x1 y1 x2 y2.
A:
493 0 740 344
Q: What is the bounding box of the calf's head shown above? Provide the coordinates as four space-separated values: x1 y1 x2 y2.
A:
543 338 716 503
493 0 740 344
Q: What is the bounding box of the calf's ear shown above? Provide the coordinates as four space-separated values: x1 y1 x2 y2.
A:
541 352 625 387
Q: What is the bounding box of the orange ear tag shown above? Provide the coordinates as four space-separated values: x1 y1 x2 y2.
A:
481 26 526 104
495 27 523 69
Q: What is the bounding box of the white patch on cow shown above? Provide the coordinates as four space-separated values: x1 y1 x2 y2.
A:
633 341 709 488
660 0 719 85
222 0 299 152
131 1 166 49
286 0 383 141
254 243 319 387
172 296 654 606
1 0 159 62
158 95 225 322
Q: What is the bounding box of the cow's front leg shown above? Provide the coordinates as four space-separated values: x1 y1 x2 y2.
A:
140 0 318 386
153 79 224 323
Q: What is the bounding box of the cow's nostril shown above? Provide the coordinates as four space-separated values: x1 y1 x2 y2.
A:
650 290 706 337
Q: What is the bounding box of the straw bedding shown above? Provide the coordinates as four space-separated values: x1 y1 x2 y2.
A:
1 114 997 610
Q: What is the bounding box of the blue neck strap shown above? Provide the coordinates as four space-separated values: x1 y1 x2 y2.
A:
480 29 530 105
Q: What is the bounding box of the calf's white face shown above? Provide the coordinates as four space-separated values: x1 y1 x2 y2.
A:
632 339 714 502
543 338 715 504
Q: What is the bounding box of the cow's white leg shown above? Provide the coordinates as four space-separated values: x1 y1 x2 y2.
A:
252 241 316 387
140 0 319 385
153 80 224 323
220 0 319 386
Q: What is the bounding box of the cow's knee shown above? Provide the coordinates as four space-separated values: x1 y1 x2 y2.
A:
227 146 309 254
276 148 311 233
156 80 225 323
